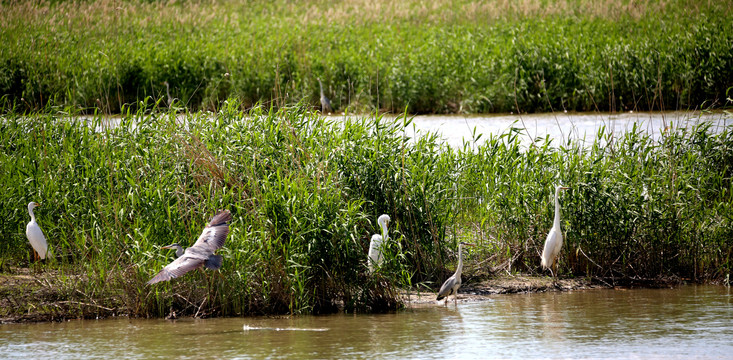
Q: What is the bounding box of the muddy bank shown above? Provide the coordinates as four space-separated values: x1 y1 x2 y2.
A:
401 275 687 305
0 268 123 324
1 267 687 323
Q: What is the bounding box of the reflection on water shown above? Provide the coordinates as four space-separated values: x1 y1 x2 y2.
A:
86 111 732 149
402 111 732 148
2 285 731 359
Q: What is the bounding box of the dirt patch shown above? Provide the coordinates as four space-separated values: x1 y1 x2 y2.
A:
0 267 118 324
1 266 686 323
399 275 684 306
400 276 600 305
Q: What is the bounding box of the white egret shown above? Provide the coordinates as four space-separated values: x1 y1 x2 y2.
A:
540 185 569 277
436 242 475 305
367 214 390 272
147 210 232 285
25 201 48 260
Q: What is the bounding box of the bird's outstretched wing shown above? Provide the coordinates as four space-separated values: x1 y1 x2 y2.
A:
147 255 204 285
192 210 232 251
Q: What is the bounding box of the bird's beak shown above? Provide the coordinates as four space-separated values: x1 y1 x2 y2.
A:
560 187 569 190
161 245 174 249
36 203 41 207
463 242 476 247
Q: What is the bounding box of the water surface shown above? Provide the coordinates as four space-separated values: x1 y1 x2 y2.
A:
2 285 731 359
402 111 732 148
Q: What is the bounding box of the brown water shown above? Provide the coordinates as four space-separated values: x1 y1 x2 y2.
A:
1 285 731 359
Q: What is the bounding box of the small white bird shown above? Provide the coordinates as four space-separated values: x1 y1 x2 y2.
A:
25 201 48 260
540 185 569 277
436 242 475 305
367 214 391 272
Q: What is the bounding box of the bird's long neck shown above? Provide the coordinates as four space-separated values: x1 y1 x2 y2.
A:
318 80 325 96
175 246 184 258
553 188 562 227
28 206 36 222
455 244 464 278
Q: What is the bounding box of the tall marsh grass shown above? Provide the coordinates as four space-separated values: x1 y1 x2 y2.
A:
1 100 732 318
0 0 731 114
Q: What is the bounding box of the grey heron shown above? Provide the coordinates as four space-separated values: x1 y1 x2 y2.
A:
25 202 48 260
147 210 232 285
161 243 184 258
317 78 332 114
540 185 569 277
436 242 475 305
367 214 390 272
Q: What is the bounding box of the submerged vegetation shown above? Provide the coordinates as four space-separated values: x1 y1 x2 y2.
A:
0 101 731 320
0 0 732 114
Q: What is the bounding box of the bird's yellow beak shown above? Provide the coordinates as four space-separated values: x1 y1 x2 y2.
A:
36 202 41 207
560 187 569 190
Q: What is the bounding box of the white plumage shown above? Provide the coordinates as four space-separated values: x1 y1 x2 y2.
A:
540 185 569 276
367 214 390 272
25 202 48 260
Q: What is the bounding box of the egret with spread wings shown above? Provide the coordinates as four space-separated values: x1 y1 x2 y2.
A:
147 210 232 285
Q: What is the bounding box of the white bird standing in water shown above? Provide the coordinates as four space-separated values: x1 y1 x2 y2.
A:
541 185 569 277
367 214 390 272
147 210 232 285
25 201 48 260
436 242 475 305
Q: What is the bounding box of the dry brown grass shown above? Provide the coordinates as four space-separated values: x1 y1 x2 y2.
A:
3 0 728 31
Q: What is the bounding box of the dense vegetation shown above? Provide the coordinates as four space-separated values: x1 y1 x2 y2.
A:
1 0 732 320
1 101 731 319
1 0 732 114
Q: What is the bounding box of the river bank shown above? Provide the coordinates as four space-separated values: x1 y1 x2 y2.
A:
2 266 697 323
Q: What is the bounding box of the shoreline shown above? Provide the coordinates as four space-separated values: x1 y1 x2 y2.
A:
1 269 690 324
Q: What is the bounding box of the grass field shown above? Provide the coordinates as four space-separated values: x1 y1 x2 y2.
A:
1 0 731 114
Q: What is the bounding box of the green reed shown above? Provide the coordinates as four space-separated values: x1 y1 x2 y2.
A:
1 0 731 115
1 100 731 319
